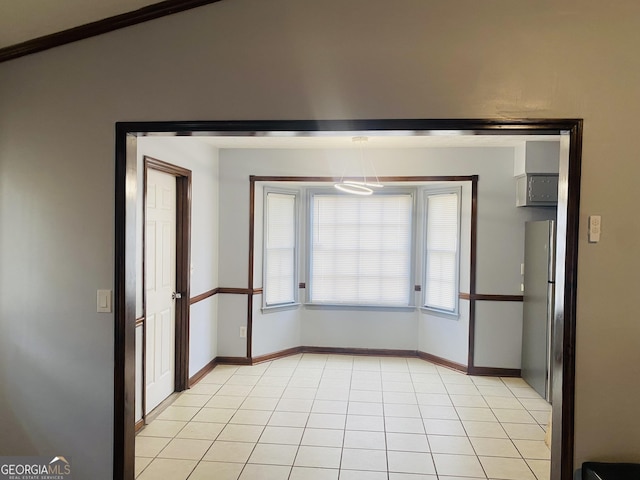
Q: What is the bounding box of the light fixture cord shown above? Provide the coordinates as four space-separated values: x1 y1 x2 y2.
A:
359 140 368 185
337 160 348 184
367 143 382 186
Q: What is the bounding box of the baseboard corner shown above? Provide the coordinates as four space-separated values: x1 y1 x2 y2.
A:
416 350 468 374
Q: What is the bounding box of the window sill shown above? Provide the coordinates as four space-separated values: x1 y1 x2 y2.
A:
419 306 460 319
304 303 416 312
261 302 301 313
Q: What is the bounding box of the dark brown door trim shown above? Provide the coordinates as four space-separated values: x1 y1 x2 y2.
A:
143 156 192 404
115 119 582 480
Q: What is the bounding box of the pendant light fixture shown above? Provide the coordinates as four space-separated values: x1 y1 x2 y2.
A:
334 136 384 195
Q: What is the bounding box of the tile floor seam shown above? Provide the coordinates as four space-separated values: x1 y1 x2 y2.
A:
291 354 330 474
197 364 264 479
270 354 304 480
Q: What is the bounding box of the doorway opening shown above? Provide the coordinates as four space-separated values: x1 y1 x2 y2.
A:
138 157 192 427
115 119 582 480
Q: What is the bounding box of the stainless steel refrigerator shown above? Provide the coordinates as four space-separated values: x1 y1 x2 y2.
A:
521 220 555 401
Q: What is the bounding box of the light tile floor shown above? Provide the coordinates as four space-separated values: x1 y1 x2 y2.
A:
136 354 551 480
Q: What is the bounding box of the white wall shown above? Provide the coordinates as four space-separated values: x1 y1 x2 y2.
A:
1 0 640 476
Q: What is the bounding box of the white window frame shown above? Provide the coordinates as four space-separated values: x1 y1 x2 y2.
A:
306 187 416 308
422 187 461 316
262 188 299 309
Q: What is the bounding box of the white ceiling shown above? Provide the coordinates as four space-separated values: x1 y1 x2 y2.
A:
186 134 561 149
0 0 160 48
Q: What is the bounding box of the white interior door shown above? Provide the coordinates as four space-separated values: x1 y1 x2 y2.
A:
145 169 176 413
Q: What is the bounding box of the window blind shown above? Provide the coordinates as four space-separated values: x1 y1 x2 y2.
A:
424 191 459 312
310 193 412 306
264 192 296 306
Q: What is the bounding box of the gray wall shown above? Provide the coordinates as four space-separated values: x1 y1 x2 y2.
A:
1 0 639 477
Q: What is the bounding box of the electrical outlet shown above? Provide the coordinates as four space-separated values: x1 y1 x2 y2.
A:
239 327 247 338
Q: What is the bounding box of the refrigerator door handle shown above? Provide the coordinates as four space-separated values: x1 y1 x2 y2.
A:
546 282 555 402
548 220 556 282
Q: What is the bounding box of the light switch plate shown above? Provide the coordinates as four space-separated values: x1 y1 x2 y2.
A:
588 215 601 243
97 289 112 313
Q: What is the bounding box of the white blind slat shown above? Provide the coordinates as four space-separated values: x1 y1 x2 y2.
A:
310 194 412 306
424 192 459 312
265 193 296 306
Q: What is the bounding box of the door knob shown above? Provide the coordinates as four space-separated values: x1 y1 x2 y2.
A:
172 292 182 300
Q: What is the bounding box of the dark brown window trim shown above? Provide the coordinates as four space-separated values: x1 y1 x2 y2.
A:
251 175 477 183
468 177 479 370
249 174 478 366
0 0 224 64
247 175 257 366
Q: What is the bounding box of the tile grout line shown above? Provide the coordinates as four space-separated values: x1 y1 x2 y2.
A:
136 355 550 480
411 356 431 479
195 363 257 479
148 364 241 479
288 353 320 480
380 357 390 480
236 360 277 480
338 355 354 479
